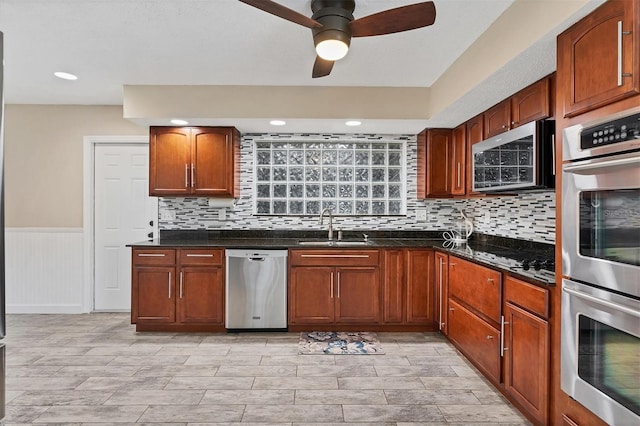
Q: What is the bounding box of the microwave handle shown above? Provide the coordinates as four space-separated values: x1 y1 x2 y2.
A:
563 155 640 174
563 286 640 318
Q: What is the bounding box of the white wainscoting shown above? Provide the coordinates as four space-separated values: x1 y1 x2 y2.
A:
5 228 85 313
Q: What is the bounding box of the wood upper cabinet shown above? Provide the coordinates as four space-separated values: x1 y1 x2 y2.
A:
484 99 511 139
417 128 457 198
451 124 466 196
434 251 449 335
465 114 484 194
502 276 550 426
289 249 381 326
558 0 639 117
149 126 240 197
484 77 552 139
131 248 225 331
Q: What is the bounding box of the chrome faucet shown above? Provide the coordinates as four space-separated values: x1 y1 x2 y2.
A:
319 208 334 240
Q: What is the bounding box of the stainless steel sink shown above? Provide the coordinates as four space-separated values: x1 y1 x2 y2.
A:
297 240 371 247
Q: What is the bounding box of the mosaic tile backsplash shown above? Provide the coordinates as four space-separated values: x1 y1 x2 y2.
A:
158 133 556 244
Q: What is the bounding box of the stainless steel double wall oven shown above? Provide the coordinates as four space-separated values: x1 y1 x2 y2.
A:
561 106 640 425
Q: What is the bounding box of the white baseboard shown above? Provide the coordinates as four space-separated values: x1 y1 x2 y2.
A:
5 228 86 314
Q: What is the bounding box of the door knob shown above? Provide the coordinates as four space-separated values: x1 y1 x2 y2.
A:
149 220 154 226
147 232 153 238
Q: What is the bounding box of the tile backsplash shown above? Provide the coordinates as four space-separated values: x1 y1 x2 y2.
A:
158 133 555 244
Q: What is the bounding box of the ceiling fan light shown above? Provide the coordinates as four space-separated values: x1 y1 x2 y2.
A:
316 39 349 61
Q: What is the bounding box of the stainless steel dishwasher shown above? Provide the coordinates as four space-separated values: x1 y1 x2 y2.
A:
225 249 288 331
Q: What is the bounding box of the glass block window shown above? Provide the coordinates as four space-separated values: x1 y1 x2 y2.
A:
254 140 405 215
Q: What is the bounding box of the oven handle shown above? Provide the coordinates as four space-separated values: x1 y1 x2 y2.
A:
563 155 640 174
563 286 640 318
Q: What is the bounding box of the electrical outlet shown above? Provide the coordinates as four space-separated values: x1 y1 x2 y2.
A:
416 209 427 222
218 209 226 221
160 210 176 221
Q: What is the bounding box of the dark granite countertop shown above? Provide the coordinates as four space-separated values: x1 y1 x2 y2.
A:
128 230 555 286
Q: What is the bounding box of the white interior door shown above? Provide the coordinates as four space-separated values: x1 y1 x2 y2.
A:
94 144 158 311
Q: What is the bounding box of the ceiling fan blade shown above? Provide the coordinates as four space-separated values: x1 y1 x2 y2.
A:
350 1 436 37
312 56 334 78
238 0 322 29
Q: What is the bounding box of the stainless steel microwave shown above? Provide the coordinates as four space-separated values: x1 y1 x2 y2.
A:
472 120 555 192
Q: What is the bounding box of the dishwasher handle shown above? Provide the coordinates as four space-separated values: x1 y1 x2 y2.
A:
249 257 266 262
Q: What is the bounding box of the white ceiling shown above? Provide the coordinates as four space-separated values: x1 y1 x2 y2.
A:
0 0 603 133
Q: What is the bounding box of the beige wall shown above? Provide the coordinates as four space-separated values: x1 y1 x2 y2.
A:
4 105 146 228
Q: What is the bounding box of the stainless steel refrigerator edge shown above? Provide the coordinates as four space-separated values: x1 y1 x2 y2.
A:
225 250 288 330
0 30 7 420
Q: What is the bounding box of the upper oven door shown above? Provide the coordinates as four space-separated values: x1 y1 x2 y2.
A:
562 150 640 297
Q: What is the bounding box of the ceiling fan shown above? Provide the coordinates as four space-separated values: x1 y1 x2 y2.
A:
238 0 437 78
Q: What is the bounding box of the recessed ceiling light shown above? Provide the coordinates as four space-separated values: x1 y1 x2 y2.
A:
54 71 78 81
270 120 286 126
170 119 189 125
345 120 362 126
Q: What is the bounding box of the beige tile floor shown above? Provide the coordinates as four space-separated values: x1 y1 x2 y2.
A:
2 313 531 425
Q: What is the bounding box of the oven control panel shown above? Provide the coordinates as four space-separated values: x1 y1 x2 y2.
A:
581 112 640 150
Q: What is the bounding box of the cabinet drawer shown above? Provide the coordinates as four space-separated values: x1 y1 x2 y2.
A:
448 299 501 383
179 249 223 266
132 249 176 265
504 275 549 319
449 256 501 324
289 249 379 267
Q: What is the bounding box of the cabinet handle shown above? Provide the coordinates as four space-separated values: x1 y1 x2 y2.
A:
191 165 195 188
501 125 507 129
487 335 494 340
500 316 507 357
551 134 556 177
618 21 633 86
450 262 456 267
438 258 443 331
487 278 495 283
138 253 165 257
330 272 334 298
449 307 455 311
185 164 189 188
456 163 461 188
179 272 183 299
186 253 214 257
300 254 370 258
337 272 341 298
168 272 172 299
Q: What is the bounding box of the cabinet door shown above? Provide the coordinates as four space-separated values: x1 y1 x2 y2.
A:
503 301 549 425
191 127 236 197
335 267 380 324
465 114 484 194
382 249 404 323
406 249 434 325
558 0 640 117
132 266 176 323
448 299 501 383
449 256 502 325
435 252 449 335
451 124 466 196
289 266 334 324
149 127 191 196
511 77 550 127
425 129 453 197
177 266 224 325
484 99 511 138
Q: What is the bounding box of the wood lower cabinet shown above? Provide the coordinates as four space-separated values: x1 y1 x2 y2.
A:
448 256 502 325
382 249 404 323
288 249 380 328
149 126 240 197
557 0 639 118
131 248 225 332
503 276 550 426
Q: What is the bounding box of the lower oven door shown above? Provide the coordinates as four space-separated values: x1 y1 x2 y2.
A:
561 279 640 425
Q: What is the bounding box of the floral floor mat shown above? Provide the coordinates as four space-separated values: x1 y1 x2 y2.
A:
298 331 385 355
